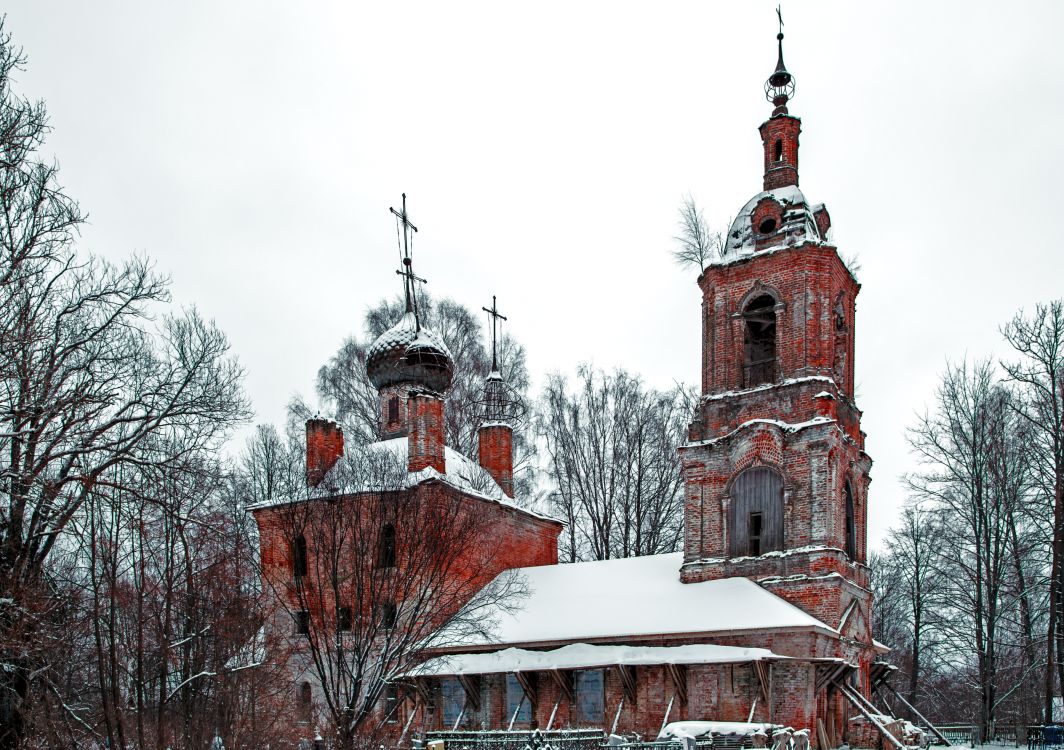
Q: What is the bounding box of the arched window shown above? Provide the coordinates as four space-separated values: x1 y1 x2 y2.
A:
291 535 307 578
377 524 396 568
774 139 783 162
729 467 784 557
845 482 857 560
742 294 777 386
388 395 400 424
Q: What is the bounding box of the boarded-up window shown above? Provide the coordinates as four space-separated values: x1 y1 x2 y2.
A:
441 677 465 727
505 673 530 724
574 669 604 725
729 467 784 556
845 482 857 560
298 681 312 724
742 295 777 386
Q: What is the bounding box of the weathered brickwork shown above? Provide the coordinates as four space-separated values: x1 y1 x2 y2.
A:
479 424 515 498
305 418 344 487
408 391 446 473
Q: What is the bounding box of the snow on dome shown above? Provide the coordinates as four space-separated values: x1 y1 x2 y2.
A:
715 185 824 265
365 311 454 393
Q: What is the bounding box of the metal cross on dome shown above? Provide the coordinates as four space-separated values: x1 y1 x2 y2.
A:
389 193 427 326
482 295 507 372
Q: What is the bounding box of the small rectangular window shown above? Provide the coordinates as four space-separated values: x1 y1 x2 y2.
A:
294 610 310 635
574 669 604 725
338 606 352 632
748 512 763 556
505 673 530 724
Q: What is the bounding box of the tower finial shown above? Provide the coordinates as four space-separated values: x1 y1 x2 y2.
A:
390 193 426 330
482 295 507 372
765 6 796 116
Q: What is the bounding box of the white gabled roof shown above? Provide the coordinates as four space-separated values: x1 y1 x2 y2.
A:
410 642 785 678
449 552 834 649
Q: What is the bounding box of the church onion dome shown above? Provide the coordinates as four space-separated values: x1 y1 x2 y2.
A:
366 310 455 393
716 185 831 266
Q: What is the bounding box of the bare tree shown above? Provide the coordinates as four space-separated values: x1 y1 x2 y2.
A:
1001 300 1064 724
258 447 525 750
671 194 725 272
906 360 1033 738
0 24 249 748
538 366 691 561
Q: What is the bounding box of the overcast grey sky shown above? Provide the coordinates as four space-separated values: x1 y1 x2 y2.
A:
6 1 1063 547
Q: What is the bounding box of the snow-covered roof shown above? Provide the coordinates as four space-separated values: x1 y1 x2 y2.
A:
410 642 785 677
714 185 825 266
444 552 835 649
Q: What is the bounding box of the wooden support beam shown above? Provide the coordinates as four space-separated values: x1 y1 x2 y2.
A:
459 675 481 714
549 669 575 703
754 661 771 703
617 665 637 704
515 671 538 714
875 680 951 746
666 664 688 706
832 680 905 750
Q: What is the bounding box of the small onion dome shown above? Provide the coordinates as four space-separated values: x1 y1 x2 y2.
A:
366 311 455 393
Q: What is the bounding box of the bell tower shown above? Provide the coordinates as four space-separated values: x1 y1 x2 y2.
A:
678 20 873 643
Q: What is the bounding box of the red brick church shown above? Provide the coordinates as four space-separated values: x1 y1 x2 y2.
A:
252 24 924 750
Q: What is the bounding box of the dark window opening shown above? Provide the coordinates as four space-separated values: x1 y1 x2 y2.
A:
758 217 777 234
338 606 352 632
505 673 530 725
728 467 784 557
377 523 396 568
298 681 312 724
380 601 397 629
748 512 763 556
743 294 777 386
382 684 400 724
388 395 400 423
845 482 857 560
291 535 308 579
294 610 310 635
775 139 783 162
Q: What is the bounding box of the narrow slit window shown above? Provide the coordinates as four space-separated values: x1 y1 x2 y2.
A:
845 482 857 560
775 139 783 162
388 395 400 424
338 606 352 632
298 681 312 724
292 535 308 579
748 512 763 556
377 524 396 568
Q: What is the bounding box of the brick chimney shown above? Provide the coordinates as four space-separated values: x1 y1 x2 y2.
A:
306 419 344 488
478 423 514 498
408 392 445 474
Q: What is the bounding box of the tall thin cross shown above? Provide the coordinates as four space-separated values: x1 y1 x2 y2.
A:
389 193 425 322
481 295 507 371
776 5 784 35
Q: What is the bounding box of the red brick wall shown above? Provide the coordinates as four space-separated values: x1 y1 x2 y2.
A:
479 424 514 498
409 392 446 474
305 418 344 488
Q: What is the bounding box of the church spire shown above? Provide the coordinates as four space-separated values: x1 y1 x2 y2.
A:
764 7 796 117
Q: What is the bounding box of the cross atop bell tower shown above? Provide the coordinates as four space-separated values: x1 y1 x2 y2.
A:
760 9 802 191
